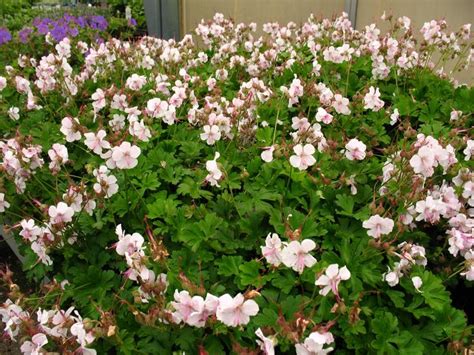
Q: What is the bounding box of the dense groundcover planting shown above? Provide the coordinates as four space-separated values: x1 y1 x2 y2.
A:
0 12 473 354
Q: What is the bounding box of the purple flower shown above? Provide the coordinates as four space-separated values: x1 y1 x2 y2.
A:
68 26 79 37
0 28 12 45
18 27 34 43
128 18 137 27
50 24 68 42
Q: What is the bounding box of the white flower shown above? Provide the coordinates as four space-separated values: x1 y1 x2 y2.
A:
390 108 399 125
48 202 74 224
256 328 275 355
8 107 20 121
84 130 110 155
281 240 317 273
111 142 141 169
410 146 435 178
315 107 333 124
332 94 350 115
60 117 82 142
0 193 10 212
362 215 394 239
200 125 221 145
261 233 283 266
344 139 367 161
261 146 275 163
463 140 474 161
295 331 334 355
363 86 384 111
20 333 48 355
125 74 147 91
450 110 462 121
216 293 259 327
411 276 423 292
290 144 316 171
205 152 223 187
315 264 351 296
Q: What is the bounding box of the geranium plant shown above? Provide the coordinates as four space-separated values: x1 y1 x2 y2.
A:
0 12 473 354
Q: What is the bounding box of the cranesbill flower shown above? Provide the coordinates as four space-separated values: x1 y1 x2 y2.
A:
290 144 316 171
410 146 435 177
0 76 6 91
0 28 12 45
281 240 317 273
216 293 259 327
255 328 275 355
261 233 283 266
7 107 19 121
315 264 351 297
362 215 394 239
205 152 223 186
261 146 275 163
363 86 384 111
0 193 10 212
60 117 82 142
84 130 110 155
344 138 366 161
111 142 141 170
19 333 48 355
411 276 423 292
332 94 350 115
295 331 334 355
200 125 221 145
48 202 74 224
315 107 333 124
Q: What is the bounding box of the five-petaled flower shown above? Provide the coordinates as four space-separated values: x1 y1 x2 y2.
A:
290 144 316 171
315 264 351 297
362 214 394 239
216 293 259 327
281 239 317 273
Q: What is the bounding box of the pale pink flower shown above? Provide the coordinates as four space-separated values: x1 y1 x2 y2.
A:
0 193 10 212
200 125 221 145
315 264 351 297
48 202 74 224
411 276 423 292
84 130 111 155
60 117 82 142
126 74 147 91
0 76 6 91
332 94 350 115
410 146 435 177
115 229 145 257
261 233 283 266
255 328 275 355
205 152 223 187
344 139 367 161
390 108 399 125
20 333 48 355
295 331 334 355
281 239 317 273
315 107 333 124
19 219 41 241
464 140 474 161
450 110 462 121
261 146 275 163
91 88 106 112
362 215 394 239
48 143 68 172
111 142 141 169
187 293 219 327
171 290 203 324
290 144 316 171
216 293 259 327
292 117 311 131
461 251 474 281
363 86 384 111
8 107 20 121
